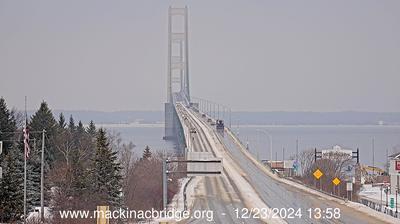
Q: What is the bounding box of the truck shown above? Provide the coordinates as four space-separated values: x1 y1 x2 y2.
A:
216 119 224 130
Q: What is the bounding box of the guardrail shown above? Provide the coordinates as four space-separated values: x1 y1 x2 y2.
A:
360 197 400 219
183 177 193 211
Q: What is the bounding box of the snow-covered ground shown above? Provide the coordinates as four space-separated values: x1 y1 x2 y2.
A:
168 178 190 211
168 176 204 213
27 206 52 222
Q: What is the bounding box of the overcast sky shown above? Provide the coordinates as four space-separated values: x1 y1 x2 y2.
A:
1 0 399 112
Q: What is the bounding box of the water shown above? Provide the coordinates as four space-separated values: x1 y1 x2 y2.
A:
233 125 400 168
102 124 400 168
100 125 177 156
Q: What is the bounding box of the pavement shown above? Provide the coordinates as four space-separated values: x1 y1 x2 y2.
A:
175 104 395 224
175 103 262 223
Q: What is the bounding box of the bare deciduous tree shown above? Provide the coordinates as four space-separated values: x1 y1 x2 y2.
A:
298 148 315 176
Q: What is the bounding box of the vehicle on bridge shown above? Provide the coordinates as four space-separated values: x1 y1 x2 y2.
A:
216 119 224 130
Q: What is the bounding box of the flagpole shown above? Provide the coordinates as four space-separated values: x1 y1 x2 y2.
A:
24 96 27 224
40 129 45 221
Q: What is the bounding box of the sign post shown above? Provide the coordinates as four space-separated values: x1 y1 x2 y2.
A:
313 168 323 190
346 182 353 201
162 152 222 210
332 177 341 196
390 197 395 209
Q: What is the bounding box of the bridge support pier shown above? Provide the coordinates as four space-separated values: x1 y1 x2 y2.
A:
164 102 175 140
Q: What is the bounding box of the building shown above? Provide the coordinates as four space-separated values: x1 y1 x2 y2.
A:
321 145 353 159
265 160 295 177
388 152 400 195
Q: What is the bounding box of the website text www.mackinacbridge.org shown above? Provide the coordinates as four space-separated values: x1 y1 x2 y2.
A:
59 208 214 222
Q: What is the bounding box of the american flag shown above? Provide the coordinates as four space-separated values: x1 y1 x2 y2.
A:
23 127 30 159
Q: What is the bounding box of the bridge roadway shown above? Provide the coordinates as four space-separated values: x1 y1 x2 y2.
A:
175 103 391 224
176 103 263 224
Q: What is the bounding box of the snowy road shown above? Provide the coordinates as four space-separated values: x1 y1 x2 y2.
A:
177 104 394 224
178 103 264 224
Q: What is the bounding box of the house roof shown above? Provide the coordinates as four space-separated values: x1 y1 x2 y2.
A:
389 152 400 159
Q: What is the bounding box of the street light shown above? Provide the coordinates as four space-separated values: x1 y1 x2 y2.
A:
256 129 273 161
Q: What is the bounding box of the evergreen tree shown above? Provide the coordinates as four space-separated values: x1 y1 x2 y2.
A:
86 120 96 138
0 144 24 222
29 101 57 166
29 101 57 208
0 97 17 158
91 128 122 207
68 115 75 133
77 121 85 136
58 113 66 129
70 120 88 197
0 98 21 222
142 145 152 160
26 156 41 212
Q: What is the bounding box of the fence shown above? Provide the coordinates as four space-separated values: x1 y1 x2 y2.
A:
360 198 400 219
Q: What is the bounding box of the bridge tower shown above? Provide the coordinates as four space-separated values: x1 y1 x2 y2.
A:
165 6 190 139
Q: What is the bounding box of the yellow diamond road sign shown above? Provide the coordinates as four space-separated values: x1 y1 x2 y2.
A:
313 169 323 180
332 177 341 186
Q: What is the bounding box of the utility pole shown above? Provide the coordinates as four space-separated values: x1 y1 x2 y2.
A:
213 103 216 119
386 185 388 207
229 108 232 129
222 106 225 122
372 137 375 177
380 185 383 211
207 100 210 117
386 148 389 173
217 104 220 120
296 139 299 162
270 135 273 162
283 147 285 161
41 129 46 221
397 175 399 215
23 96 27 224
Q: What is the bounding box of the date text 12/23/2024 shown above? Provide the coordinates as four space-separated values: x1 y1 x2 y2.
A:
234 207 341 220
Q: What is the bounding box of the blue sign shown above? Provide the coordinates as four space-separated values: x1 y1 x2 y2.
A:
293 161 299 171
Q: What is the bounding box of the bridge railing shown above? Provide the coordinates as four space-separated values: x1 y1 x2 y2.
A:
190 96 232 129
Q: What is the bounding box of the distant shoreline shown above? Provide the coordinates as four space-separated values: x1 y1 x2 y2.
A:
93 123 400 128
